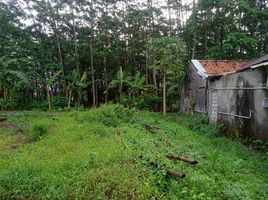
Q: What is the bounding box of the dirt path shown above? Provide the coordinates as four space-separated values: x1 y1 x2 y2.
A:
0 111 60 116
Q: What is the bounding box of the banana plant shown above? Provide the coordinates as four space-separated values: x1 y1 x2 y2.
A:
32 70 61 110
105 69 131 103
0 56 30 110
67 69 88 109
128 72 153 98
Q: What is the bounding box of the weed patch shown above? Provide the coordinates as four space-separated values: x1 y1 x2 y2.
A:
31 120 49 141
0 105 267 199
72 104 136 127
182 114 224 136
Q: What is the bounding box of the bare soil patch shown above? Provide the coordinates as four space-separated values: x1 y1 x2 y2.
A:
0 122 19 131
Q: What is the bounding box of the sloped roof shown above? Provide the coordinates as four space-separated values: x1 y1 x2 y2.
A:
241 54 268 70
199 60 249 76
191 59 249 78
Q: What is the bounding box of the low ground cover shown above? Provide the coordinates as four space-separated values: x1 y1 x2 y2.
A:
0 105 268 199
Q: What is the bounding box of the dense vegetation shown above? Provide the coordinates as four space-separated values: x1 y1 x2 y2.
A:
0 105 268 199
1 0 267 111
1 1 268 198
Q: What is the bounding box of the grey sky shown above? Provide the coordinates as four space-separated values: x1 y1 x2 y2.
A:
5 0 194 27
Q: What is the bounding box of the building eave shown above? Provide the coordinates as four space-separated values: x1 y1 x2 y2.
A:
191 59 208 79
250 61 268 69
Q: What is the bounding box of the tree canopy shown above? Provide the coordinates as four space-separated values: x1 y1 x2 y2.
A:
0 0 267 111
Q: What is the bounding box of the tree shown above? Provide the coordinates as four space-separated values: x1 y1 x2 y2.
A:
34 70 61 110
128 72 147 98
0 57 30 110
67 69 88 109
105 69 131 102
147 37 186 115
1 0 265 111
184 0 267 59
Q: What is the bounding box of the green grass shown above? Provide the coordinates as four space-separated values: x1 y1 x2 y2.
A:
0 105 268 199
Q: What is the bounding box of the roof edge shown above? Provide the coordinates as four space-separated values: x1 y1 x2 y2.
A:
242 54 268 70
250 61 268 69
191 59 208 79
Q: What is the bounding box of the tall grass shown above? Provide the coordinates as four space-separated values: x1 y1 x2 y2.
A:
0 105 267 199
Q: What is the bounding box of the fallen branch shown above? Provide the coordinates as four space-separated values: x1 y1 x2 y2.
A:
114 130 128 149
149 161 186 178
165 167 186 178
166 154 198 165
120 137 129 149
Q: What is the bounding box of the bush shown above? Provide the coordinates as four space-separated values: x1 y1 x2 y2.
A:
51 96 68 109
31 121 49 141
23 96 68 111
182 115 223 136
141 93 162 110
73 104 136 127
25 100 48 111
89 123 109 137
0 98 16 111
121 93 161 111
250 139 268 152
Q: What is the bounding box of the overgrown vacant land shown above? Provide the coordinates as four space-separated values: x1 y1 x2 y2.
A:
0 105 268 199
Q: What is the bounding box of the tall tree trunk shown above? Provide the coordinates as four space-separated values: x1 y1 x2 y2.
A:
47 0 67 96
168 4 172 36
145 55 149 84
55 31 64 74
163 72 167 116
148 0 158 96
73 15 80 75
220 23 224 57
104 56 108 103
119 65 123 103
192 0 196 59
203 12 208 56
77 92 81 107
122 0 128 69
175 2 181 36
68 89 72 109
153 69 157 95
96 81 98 106
46 86 52 110
204 32 208 56
90 0 96 107
91 43 96 107
104 1 109 104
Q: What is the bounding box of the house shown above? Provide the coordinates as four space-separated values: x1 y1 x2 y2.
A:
181 55 268 141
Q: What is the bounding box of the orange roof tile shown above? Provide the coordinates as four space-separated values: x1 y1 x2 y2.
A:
199 60 249 76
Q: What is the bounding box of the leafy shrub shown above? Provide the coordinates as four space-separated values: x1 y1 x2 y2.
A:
31 121 49 141
223 183 252 200
141 93 162 110
74 104 136 127
78 152 97 170
0 98 16 111
51 96 68 109
89 123 109 137
25 100 48 111
23 96 68 111
182 115 223 136
250 139 268 152
121 93 161 111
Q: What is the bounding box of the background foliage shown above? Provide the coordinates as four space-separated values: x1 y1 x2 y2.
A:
0 0 267 111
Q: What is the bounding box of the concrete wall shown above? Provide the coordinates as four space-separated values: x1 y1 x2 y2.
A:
208 65 268 141
181 63 207 113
